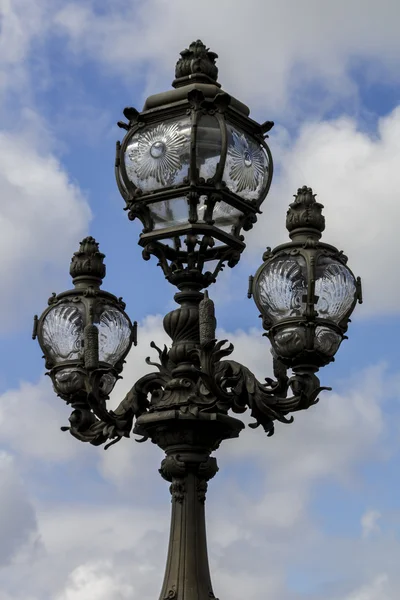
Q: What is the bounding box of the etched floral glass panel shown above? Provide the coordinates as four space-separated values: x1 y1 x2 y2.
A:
314 257 356 323
224 124 269 201
149 197 189 230
96 306 131 365
257 256 307 322
196 115 222 182
125 118 191 192
42 305 83 363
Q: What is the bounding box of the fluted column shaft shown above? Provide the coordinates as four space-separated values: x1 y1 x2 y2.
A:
158 451 218 600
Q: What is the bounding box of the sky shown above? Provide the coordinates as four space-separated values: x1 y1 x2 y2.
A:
1 0 400 598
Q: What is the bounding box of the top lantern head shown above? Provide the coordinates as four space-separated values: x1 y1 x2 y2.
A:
115 40 273 285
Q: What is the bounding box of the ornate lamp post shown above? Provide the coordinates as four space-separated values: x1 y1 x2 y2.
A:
33 41 362 600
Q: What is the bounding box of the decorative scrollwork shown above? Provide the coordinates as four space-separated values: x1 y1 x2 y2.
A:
58 288 330 450
141 238 242 290
60 371 163 448
192 330 330 435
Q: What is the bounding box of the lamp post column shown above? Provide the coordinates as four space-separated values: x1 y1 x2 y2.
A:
158 449 218 600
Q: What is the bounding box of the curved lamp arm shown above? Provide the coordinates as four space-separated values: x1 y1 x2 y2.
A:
60 371 162 449
195 337 331 437
60 332 330 449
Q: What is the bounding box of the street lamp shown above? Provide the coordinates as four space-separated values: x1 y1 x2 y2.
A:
33 41 362 600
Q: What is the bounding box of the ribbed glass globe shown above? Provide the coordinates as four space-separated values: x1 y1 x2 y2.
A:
255 255 356 326
314 257 356 324
256 255 307 323
41 304 83 363
254 253 357 363
96 306 132 366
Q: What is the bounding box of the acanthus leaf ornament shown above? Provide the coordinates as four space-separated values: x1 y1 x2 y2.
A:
174 39 219 84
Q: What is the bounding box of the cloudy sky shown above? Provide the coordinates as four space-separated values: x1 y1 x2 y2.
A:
1 0 400 598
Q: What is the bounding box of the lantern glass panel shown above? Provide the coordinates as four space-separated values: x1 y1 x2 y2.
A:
54 367 85 395
197 195 243 234
314 257 356 323
257 255 307 322
150 197 189 230
224 124 270 201
273 325 306 357
315 325 342 357
125 117 191 192
196 114 222 182
41 304 83 363
95 306 131 366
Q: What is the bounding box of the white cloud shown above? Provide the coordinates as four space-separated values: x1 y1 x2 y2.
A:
0 2 91 335
344 574 390 600
0 452 39 566
361 510 382 538
208 361 390 560
0 124 91 333
0 0 48 98
0 377 82 463
4 0 400 121
55 561 134 600
51 0 400 116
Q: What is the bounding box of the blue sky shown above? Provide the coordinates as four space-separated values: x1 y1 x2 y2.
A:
1 1 400 599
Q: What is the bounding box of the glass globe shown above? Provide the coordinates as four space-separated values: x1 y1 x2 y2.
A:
314 256 357 324
96 305 132 366
40 302 132 369
256 255 307 323
256 254 356 325
41 304 84 363
34 236 135 406
254 252 357 363
38 299 132 402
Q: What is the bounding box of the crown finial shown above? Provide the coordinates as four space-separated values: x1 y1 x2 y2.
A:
70 237 106 285
286 186 325 239
173 40 219 88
